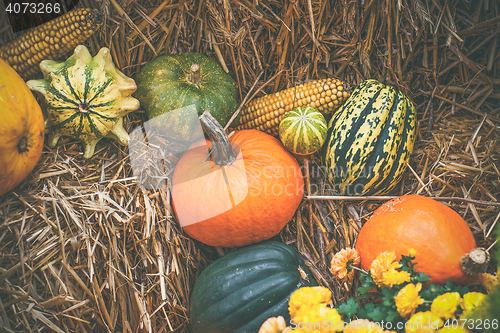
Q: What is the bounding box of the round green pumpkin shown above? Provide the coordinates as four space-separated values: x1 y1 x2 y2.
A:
189 241 317 333
321 79 417 195
135 53 238 142
279 106 327 155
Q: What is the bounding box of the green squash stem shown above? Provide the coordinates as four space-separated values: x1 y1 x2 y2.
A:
199 110 237 166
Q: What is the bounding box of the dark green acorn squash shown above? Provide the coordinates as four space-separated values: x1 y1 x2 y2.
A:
135 52 238 142
322 79 417 195
189 241 317 333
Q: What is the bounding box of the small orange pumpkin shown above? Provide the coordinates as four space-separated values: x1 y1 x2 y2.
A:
356 195 487 285
0 58 45 196
172 111 304 248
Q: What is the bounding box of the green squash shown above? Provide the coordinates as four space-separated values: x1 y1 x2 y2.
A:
135 52 238 142
279 106 328 155
189 241 317 333
27 45 139 159
322 79 417 195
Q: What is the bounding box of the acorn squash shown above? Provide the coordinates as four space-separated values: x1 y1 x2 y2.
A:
0 58 45 196
189 241 317 333
135 52 238 142
27 45 139 159
322 79 417 195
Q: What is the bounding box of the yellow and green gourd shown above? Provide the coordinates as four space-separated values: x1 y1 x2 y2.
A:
279 106 327 155
27 45 139 159
322 79 417 195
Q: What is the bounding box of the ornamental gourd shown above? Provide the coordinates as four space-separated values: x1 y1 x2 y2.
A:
27 45 139 159
189 241 317 333
172 111 304 248
135 53 238 142
279 106 327 155
322 79 417 195
356 195 489 285
0 58 45 196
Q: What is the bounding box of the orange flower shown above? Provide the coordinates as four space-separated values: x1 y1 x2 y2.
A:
259 316 292 333
330 247 361 282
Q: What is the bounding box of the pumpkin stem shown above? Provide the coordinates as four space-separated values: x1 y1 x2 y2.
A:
190 64 202 85
459 247 490 277
199 110 237 166
18 137 29 153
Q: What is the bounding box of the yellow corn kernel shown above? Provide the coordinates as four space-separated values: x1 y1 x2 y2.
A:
0 8 102 79
235 78 350 136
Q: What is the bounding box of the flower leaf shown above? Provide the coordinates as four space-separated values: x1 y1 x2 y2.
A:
336 298 359 320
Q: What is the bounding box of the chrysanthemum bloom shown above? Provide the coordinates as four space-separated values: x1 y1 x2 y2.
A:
258 316 292 333
288 286 332 319
292 303 343 333
330 247 361 282
477 271 498 293
382 269 411 288
370 252 402 288
343 319 396 333
395 283 425 319
431 292 462 319
460 292 486 316
405 311 443 333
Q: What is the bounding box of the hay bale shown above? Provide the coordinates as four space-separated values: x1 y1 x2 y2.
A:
0 0 498 332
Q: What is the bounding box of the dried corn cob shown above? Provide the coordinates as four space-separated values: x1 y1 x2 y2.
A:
0 8 102 79
235 78 351 136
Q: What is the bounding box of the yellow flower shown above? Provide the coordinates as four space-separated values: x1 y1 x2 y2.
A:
405 311 443 333
409 248 417 257
431 292 462 319
460 292 486 316
477 271 498 293
259 316 292 333
395 283 425 318
343 319 396 332
288 286 332 319
330 247 361 282
382 269 411 288
291 303 343 332
370 252 402 288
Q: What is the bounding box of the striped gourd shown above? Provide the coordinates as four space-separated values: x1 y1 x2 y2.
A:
27 45 139 159
322 79 417 195
279 106 327 155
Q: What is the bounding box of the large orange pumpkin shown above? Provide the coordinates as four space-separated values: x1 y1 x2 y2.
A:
356 195 485 285
172 111 304 248
0 58 45 196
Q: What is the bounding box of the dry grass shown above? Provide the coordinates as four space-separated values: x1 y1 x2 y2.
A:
0 0 499 332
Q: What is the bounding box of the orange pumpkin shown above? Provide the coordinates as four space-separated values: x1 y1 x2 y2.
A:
172 111 304 248
356 195 485 285
0 58 45 196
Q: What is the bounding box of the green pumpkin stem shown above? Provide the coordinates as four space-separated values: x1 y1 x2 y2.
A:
459 247 490 277
190 64 202 85
199 110 237 166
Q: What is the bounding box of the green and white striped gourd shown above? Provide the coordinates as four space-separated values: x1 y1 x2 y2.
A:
27 45 139 159
322 79 417 195
278 106 328 155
